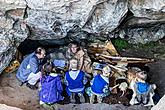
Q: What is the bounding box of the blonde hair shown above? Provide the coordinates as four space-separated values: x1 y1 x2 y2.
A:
69 58 78 70
102 66 111 76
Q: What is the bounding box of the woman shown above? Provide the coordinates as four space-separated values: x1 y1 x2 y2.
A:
66 41 92 74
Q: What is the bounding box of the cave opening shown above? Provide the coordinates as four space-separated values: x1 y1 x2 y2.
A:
17 38 71 56
1 37 164 110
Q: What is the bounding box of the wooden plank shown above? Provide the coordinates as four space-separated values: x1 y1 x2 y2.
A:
96 53 154 64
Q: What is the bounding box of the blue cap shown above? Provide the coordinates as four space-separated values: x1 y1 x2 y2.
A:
53 59 66 69
95 63 106 70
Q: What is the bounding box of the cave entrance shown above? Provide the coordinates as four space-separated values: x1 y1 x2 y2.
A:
17 38 70 56
1 38 164 110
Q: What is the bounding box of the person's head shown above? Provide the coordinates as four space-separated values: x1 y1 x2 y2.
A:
102 66 111 77
136 71 147 81
35 47 46 59
93 63 105 76
127 67 141 82
43 62 53 75
69 41 80 54
69 58 78 70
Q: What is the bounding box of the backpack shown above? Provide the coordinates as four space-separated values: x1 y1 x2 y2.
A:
136 82 150 94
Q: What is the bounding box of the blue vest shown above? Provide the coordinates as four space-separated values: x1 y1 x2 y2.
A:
65 70 84 90
91 74 108 94
136 82 150 94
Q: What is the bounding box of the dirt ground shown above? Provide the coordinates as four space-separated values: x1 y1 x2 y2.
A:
0 71 133 110
0 72 45 110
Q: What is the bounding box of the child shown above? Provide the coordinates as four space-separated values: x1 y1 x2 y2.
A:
86 66 112 103
39 62 64 105
64 58 87 103
130 69 156 106
93 62 106 77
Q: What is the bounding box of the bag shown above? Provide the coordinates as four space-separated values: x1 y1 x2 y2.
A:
53 59 66 69
136 82 149 94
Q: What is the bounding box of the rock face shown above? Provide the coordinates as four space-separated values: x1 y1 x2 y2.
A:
0 5 29 73
129 0 165 19
25 0 128 39
122 0 165 44
148 60 165 97
151 95 165 110
0 0 165 73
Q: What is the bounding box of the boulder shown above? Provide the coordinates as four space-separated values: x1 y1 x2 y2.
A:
151 95 165 110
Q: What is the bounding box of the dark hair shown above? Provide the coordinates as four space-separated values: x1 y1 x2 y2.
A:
43 62 53 75
35 47 45 55
70 41 80 47
69 41 80 51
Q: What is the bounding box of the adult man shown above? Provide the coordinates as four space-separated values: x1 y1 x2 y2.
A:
16 47 46 90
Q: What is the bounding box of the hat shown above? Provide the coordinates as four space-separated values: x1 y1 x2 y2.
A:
95 63 106 70
53 59 66 69
102 66 111 77
69 59 78 70
131 67 141 73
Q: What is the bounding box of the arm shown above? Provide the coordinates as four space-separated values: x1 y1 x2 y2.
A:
64 74 68 86
76 49 85 70
83 75 87 85
39 80 42 91
90 78 94 86
109 84 119 91
65 49 72 60
133 83 137 96
79 56 84 70
57 77 63 93
29 57 39 74
103 85 109 93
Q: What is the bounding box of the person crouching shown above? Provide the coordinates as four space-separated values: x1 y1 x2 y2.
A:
64 58 87 103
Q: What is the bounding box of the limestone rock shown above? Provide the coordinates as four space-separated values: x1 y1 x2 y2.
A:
83 0 128 34
0 13 29 73
151 95 165 110
148 60 165 97
25 0 128 39
0 0 26 11
120 24 165 44
129 0 165 20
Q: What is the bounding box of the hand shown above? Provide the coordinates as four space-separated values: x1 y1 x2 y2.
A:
95 53 100 56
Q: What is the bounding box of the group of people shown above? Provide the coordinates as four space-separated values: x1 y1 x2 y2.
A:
16 41 157 106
